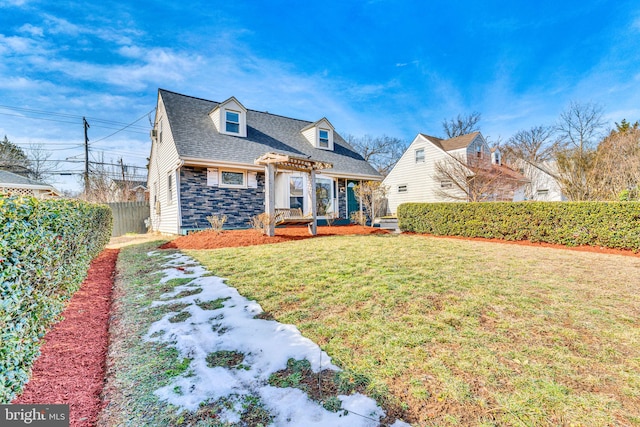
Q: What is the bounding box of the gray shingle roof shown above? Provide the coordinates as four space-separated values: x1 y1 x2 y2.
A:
0 170 53 187
160 89 381 178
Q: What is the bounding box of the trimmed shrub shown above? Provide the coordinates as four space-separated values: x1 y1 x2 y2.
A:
0 196 112 402
398 201 640 251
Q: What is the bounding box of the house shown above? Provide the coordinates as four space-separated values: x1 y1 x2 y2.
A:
510 160 566 201
108 179 148 202
147 89 382 235
383 132 528 214
0 170 60 198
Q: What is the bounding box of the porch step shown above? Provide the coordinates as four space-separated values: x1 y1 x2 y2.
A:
377 218 400 233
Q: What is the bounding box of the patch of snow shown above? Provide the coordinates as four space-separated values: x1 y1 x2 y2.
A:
144 252 405 426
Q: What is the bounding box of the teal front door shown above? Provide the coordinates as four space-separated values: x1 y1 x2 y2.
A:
346 180 360 220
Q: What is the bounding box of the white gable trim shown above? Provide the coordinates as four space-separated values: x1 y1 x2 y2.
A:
209 96 248 137
301 117 335 150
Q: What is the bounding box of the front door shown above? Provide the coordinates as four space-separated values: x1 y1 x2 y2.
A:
346 180 360 220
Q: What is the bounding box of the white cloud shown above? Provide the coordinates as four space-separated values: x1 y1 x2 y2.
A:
18 23 44 37
0 0 29 7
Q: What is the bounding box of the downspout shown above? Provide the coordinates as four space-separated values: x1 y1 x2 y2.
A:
176 159 184 233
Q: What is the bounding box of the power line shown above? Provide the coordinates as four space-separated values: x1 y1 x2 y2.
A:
90 109 155 144
0 105 151 130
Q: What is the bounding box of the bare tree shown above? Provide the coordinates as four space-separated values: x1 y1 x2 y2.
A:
351 181 388 225
26 143 60 182
442 112 481 139
347 134 407 176
552 101 606 200
502 125 557 164
556 101 606 153
590 125 640 200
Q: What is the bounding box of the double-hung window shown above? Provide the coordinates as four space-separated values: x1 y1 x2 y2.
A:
225 111 240 133
415 148 425 163
319 129 330 148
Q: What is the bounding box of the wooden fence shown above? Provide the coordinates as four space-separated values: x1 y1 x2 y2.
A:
107 201 150 237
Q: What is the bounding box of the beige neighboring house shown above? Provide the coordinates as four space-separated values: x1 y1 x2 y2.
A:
0 170 60 198
383 132 528 214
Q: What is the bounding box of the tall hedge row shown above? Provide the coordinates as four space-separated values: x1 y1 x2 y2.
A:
398 201 640 251
0 196 112 402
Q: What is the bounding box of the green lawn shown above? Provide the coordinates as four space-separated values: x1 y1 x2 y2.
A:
187 233 640 426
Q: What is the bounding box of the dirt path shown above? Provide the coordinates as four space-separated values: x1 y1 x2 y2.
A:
12 249 119 427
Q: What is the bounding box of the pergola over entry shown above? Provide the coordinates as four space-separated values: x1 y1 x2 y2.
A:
255 152 333 236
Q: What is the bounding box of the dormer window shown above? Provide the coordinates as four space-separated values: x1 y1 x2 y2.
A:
301 118 335 150
226 111 240 133
319 129 330 148
209 96 247 137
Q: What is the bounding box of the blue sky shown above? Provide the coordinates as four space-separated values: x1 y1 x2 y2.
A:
1 0 639 192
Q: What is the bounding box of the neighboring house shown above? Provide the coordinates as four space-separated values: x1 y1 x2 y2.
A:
383 132 528 214
511 160 566 201
147 89 381 234
0 170 60 198
108 179 148 202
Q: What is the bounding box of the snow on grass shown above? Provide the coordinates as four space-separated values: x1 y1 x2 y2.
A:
144 251 409 426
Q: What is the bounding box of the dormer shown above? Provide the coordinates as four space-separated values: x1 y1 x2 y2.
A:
209 96 247 137
491 148 501 165
301 118 335 150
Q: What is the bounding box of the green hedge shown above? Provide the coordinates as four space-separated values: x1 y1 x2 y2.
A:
398 201 640 251
0 196 112 402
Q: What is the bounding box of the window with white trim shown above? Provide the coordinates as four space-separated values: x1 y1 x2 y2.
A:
319 129 330 148
415 148 425 163
167 173 173 204
225 111 240 134
289 176 304 209
220 170 245 188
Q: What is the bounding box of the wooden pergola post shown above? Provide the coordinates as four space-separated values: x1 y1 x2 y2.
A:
309 169 317 235
264 163 276 237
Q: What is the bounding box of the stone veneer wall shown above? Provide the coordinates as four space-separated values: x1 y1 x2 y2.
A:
337 179 347 219
179 166 265 230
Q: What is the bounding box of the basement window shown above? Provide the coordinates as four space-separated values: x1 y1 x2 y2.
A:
398 184 408 193
440 180 453 189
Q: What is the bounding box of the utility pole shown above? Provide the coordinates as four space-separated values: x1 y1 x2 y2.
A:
83 117 90 194
119 157 125 181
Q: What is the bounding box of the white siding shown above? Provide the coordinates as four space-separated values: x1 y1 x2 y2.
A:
301 126 316 147
383 135 461 214
148 94 181 234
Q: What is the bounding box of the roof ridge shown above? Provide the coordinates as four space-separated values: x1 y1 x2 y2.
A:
159 88 314 125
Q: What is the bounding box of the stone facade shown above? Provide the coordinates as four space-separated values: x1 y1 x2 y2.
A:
179 166 265 230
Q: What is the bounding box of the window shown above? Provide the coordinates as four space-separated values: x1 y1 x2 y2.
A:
537 189 549 197
290 177 304 209
158 120 163 144
398 184 408 193
316 177 334 216
220 170 245 187
225 111 240 133
319 129 329 148
415 148 425 163
440 180 453 189
167 173 173 204
476 144 483 159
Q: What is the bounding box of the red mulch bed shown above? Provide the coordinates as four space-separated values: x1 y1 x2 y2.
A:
12 249 119 427
161 224 390 249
